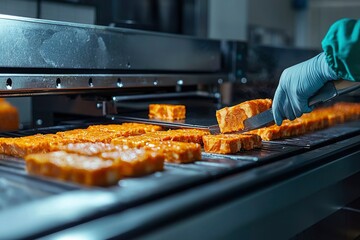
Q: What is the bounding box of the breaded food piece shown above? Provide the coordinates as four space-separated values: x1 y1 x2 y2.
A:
52 142 164 176
252 119 309 141
202 134 262 154
25 151 121 186
52 142 121 155
332 102 360 121
100 148 164 176
87 123 163 134
56 129 124 144
0 123 163 158
57 123 163 144
112 137 201 163
0 137 16 155
121 123 164 133
0 131 115 157
114 129 210 144
248 127 275 141
203 134 242 154
248 129 273 141
119 123 163 132
0 134 62 158
149 104 186 120
111 129 210 145
111 134 163 148
154 129 210 145
0 137 8 154
239 134 263 150
144 141 201 163
320 110 344 126
216 99 272 133
0 99 19 131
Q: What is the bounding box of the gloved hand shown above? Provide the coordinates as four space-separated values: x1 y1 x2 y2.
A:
272 52 338 125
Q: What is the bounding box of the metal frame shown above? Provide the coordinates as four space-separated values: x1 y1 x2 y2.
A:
0 14 224 96
0 73 226 97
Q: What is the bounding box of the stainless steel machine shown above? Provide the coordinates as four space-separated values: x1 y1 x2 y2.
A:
0 15 359 239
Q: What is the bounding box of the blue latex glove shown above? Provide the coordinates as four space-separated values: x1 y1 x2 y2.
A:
273 52 338 125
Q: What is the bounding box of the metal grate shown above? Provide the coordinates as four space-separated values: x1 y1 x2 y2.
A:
0 121 358 210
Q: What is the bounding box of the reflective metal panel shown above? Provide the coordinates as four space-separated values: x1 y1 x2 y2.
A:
0 14 221 72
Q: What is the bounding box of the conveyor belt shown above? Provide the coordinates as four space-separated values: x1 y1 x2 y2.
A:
0 121 359 211
0 121 359 239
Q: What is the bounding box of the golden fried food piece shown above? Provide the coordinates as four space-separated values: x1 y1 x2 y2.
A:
119 122 163 132
216 99 272 133
52 142 121 155
149 104 186 120
87 123 163 134
0 99 19 131
154 129 210 145
111 134 163 148
202 134 262 154
0 134 62 158
112 137 201 163
114 129 209 145
203 134 242 154
25 151 121 186
100 148 164 176
0 123 163 158
332 102 360 121
239 134 263 150
53 142 164 177
144 141 201 163
56 129 118 144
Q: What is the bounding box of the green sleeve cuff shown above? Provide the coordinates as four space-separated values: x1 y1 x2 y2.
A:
322 18 360 82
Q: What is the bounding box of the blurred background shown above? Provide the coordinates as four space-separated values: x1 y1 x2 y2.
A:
0 0 359 127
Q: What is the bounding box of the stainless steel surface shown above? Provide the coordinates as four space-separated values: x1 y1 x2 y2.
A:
334 80 360 95
242 108 274 132
309 80 360 106
0 14 220 71
308 81 338 106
